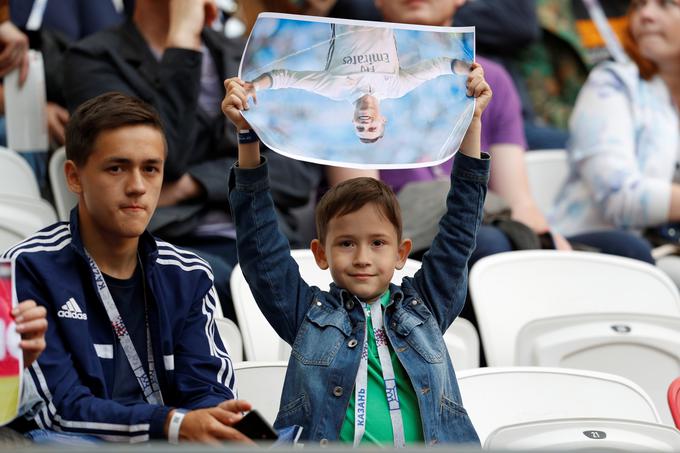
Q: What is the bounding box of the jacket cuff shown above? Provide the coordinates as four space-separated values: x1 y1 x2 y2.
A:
452 151 491 184
228 157 269 194
150 405 173 440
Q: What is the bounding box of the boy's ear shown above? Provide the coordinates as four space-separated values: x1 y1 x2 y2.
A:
64 160 83 196
310 239 329 270
395 238 412 270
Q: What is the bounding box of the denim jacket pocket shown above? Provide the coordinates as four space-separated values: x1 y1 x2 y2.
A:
392 301 445 363
275 393 311 429
439 394 480 444
291 302 351 366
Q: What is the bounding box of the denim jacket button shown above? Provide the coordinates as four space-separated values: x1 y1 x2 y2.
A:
411 299 418 305
333 386 343 397
320 438 329 446
347 339 358 348
345 300 355 310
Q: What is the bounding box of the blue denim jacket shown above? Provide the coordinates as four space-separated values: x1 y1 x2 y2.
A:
228 152 489 446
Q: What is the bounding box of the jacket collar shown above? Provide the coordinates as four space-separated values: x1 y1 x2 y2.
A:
68 207 159 267
329 282 405 307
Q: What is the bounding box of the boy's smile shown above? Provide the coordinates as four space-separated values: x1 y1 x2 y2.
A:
311 202 411 302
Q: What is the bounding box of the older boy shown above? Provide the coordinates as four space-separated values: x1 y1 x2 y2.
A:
3 92 251 444
223 63 491 445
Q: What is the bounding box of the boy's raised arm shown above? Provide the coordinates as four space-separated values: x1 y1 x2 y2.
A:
410 63 492 330
222 78 260 168
222 77 316 343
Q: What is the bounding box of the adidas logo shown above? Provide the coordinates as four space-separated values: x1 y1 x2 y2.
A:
57 298 88 320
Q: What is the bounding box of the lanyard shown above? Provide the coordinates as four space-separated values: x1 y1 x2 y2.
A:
354 299 405 448
85 250 164 406
581 0 629 64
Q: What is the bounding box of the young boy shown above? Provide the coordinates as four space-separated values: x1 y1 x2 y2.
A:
3 92 252 444
223 63 491 446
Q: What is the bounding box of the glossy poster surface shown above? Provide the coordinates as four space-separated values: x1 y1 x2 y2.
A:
240 14 475 169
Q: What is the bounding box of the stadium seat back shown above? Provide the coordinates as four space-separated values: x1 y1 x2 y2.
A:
234 361 287 425
485 418 680 450
0 147 41 199
458 367 661 445
524 149 569 213
0 195 58 252
49 147 77 221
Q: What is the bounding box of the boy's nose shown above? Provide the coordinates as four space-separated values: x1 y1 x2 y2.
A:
126 170 147 195
353 245 370 266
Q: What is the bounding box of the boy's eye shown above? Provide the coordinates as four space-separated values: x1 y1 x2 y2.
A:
340 240 353 248
144 166 160 174
371 239 385 247
107 166 122 174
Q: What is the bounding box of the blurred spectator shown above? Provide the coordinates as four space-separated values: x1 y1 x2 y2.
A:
10 0 128 42
378 0 652 301
551 1 679 281
516 0 630 149
238 0 381 34
453 0 551 148
455 0 630 150
63 0 323 319
9 0 131 147
0 0 28 83
377 0 573 268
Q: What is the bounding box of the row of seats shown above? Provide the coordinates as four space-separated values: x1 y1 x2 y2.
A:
4 146 680 446
233 362 680 449
222 248 680 429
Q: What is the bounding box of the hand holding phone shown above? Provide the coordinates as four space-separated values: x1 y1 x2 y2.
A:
232 410 279 442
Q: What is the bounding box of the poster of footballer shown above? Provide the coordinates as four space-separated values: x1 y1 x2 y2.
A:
239 13 475 169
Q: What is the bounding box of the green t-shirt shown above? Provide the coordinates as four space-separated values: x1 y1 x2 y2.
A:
339 291 424 445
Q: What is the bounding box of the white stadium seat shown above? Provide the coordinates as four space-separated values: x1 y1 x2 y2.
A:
215 317 243 363
485 418 680 451
234 361 287 425
48 147 78 221
443 317 479 370
524 149 569 213
458 367 661 445
0 146 41 199
0 195 58 252
469 250 680 424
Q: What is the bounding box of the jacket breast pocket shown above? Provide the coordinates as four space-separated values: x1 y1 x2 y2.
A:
292 302 351 366
392 301 445 363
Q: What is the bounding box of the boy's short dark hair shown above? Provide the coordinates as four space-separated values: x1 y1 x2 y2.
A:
65 92 165 166
315 177 403 243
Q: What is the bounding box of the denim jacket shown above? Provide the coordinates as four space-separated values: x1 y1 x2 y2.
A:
228 152 489 446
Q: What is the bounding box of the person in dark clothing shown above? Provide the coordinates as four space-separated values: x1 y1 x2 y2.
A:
63 0 323 319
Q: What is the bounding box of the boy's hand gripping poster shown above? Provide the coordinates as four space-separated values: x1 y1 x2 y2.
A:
0 260 21 426
240 13 475 169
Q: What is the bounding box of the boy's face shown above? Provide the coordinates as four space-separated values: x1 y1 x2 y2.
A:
311 203 412 302
65 124 165 242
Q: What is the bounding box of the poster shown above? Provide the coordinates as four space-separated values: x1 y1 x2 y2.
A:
0 260 21 426
240 13 475 169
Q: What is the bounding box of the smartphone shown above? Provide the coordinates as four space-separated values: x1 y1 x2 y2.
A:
233 410 279 442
